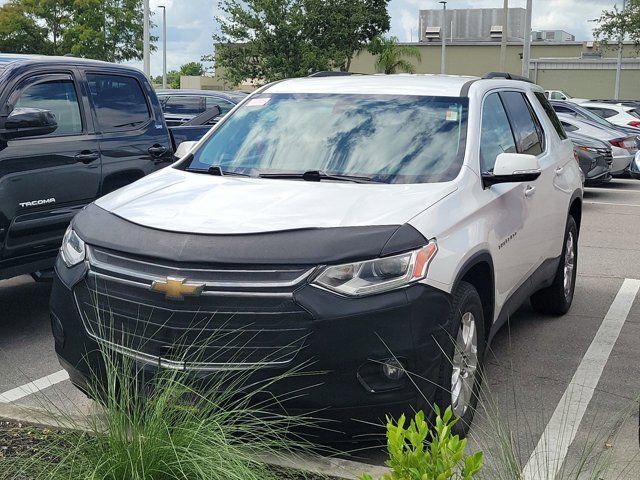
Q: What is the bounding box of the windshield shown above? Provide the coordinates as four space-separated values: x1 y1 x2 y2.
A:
186 93 468 184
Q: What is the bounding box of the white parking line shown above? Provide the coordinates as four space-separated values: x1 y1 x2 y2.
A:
522 278 640 480
584 201 640 207
0 370 69 404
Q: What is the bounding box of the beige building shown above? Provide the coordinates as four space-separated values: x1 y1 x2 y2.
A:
183 40 640 100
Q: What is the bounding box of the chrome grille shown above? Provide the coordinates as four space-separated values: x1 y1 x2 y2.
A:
75 246 315 371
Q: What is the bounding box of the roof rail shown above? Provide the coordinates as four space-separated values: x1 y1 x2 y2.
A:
483 72 534 84
308 71 362 77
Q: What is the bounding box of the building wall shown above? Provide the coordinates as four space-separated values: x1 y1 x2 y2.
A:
419 8 526 42
348 42 640 99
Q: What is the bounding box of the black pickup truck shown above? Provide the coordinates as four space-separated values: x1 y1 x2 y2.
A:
0 54 215 281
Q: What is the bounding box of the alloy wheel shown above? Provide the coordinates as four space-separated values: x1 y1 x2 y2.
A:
451 312 479 418
564 231 575 299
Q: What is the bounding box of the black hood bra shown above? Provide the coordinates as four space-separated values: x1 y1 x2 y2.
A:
73 203 428 265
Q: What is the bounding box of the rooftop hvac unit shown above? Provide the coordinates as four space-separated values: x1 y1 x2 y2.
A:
424 26 441 40
490 25 503 39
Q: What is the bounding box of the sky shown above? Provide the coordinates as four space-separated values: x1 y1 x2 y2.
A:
0 0 623 76
143 0 616 76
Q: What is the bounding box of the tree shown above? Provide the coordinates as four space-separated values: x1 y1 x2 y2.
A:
209 0 390 85
594 1 640 47
0 0 153 61
305 0 390 72
369 36 421 74
0 0 73 55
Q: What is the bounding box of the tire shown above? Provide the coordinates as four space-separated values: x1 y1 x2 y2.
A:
530 215 578 315
434 281 486 438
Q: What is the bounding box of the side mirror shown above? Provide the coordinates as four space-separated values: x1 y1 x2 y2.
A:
0 107 58 140
482 153 541 187
175 140 197 159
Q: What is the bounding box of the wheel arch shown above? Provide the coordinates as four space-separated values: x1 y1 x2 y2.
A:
101 169 146 196
569 192 582 233
453 251 495 341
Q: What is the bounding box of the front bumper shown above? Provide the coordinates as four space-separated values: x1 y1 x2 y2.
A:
51 253 453 431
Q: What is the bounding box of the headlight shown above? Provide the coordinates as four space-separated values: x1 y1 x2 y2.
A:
60 226 86 267
312 242 437 297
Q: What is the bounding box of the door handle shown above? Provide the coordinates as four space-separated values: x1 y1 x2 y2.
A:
555 166 564 176
74 151 100 164
148 145 168 157
524 185 536 198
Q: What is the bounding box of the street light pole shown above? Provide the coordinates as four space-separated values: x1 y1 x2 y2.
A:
500 0 509 72
522 0 532 78
143 0 150 78
614 0 626 99
439 1 447 74
159 5 167 89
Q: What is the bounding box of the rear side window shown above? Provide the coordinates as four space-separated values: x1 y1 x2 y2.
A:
15 79 82 136
87 74 150 132
205 97 235 116
553 104 574 115
585 106 618 119
561 121 579 132
534 92 567 140
500 91 544 156
480 93 517 173
164 96 205 115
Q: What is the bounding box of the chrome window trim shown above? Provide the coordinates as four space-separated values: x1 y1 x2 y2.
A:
87 246 315 290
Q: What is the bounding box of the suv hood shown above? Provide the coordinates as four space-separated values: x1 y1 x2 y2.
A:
95 168 457 234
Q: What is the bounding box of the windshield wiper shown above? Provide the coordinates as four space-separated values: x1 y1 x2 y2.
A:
259 170 377 183
205 165 251 177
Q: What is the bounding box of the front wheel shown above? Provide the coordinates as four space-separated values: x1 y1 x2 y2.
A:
530 215 578 315
435 281 486 437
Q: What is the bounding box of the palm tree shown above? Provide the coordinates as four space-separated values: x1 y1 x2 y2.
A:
370 36 422 74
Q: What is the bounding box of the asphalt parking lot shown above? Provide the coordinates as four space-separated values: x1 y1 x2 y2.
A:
1 179 639 477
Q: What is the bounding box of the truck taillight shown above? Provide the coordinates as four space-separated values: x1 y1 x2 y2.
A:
628 121 640 127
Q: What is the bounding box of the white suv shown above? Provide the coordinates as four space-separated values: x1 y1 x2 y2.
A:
52 73 583 437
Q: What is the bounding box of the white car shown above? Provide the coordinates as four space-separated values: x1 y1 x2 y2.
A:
557 113 635 175
52 74 583 438
579 101 640 128
545 89 588 103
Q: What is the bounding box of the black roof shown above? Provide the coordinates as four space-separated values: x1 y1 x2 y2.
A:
0 53 142 75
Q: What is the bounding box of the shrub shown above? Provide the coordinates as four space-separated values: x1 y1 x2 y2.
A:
360 407 483 480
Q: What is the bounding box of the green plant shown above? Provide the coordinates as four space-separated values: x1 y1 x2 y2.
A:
360 407 483 480
0 301 322 480
368 36 421 74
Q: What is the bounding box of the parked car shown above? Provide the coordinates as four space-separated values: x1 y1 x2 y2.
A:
156 89 247 126
579 101 640 128
551 100 640 140
51 74 583 438
568 132 612 186
544 89 587 103
557 113 635 175
0 54 179 281
631 152 640 179
169 106 225 149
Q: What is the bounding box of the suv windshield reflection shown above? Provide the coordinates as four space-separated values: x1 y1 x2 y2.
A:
187 93 468 184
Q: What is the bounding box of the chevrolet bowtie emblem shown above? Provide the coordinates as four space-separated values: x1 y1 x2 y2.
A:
150 277 204 300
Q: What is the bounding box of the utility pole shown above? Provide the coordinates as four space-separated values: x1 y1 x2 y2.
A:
159 5 167 88
439 1 447 74
143 0 150 78
522 0 532 78
500 0 509 72
614 0 626 99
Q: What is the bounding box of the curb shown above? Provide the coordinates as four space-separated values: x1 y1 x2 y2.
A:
0 402 389 479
